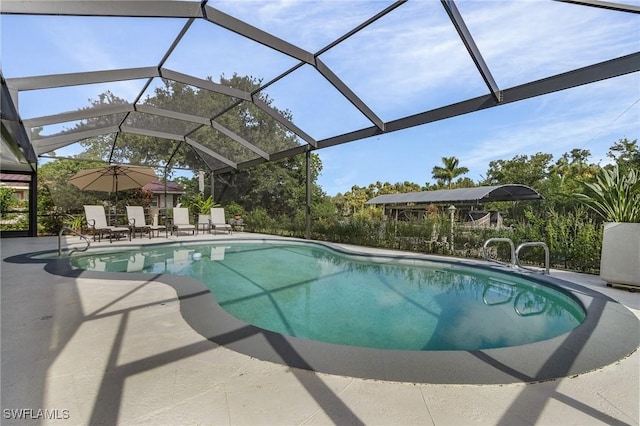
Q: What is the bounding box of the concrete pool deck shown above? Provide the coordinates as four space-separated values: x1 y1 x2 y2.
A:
2 233 639 425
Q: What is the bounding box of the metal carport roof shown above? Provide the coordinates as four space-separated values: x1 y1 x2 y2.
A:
365 184 542 205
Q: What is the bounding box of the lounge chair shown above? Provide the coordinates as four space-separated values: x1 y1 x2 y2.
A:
83 205 131 243
167 249 191 273
210 207 232 234
126 253 146 272
126 206 166 239
170 207 195 236
210 246 227 261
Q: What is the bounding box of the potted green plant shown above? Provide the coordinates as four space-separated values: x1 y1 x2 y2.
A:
224 202 244 219
223 202 244 222
191 194 219 230
576 164 640 290
64 214 85 233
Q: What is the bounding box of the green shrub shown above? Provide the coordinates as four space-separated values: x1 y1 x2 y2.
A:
245 207 275 233
0 187 17 214
249 206 603 274
575 164 640 223
224 202 245 219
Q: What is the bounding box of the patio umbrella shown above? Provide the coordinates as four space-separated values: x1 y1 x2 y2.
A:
69 164 158 223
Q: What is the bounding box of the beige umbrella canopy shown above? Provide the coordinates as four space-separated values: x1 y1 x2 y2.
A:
69 164 158 222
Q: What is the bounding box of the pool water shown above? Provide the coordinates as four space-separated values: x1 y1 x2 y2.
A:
72 241 585 351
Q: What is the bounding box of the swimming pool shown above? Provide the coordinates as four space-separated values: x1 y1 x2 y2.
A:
62 237 638 384
72 240 584 351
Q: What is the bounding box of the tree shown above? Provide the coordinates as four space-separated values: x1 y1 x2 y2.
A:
544 149 600 212
37 158 155 228
452 177 476 188
431 157 469 189
38 159 108 214
607 138 640 172
213 152 324 217
482 153 552 189
70 74 325 219
0 186 16 214
342 185 370 216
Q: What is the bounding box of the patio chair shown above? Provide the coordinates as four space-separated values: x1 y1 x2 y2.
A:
83 205 131 243
210 246 227 261
167 249 191 273
170 207 195 236
126 253 146 272
126 206 167 239
210 207 232 234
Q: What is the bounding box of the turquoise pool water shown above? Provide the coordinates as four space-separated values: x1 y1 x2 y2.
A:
72 241 585 351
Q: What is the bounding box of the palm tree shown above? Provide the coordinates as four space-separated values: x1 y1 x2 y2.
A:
431 157 469 189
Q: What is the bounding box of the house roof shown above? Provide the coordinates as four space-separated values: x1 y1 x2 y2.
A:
365 184 542 205
143 180 185 194
0 173 31 182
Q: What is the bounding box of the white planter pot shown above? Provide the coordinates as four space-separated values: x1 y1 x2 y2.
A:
600 222 640 288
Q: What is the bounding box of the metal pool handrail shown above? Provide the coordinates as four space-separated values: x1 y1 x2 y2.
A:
58 227 91 257
516 241 550 275
482 237 516 268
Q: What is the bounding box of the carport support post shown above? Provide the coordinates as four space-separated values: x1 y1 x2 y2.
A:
305 149 311 239
448 205 456 252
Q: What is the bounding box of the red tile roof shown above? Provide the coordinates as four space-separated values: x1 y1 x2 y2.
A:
143 180 185 193
0 173 32 182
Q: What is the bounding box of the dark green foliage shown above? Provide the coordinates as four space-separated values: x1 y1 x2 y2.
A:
575 164 640 223
36 159 155 234
181 193 217 215
214 153 324 219
0 187 17 214
223 202 245 219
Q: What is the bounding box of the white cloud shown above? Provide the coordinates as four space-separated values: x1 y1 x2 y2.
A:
458 0 640 87
4 1 638 194
459 78 640 172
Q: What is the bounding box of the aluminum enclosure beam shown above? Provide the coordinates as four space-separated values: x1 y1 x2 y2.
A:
441 0 502 102
0 1 204 18
119 126 185 142
215 144 309 175
160 68 251 101
209 121 270 160
318 52 640 149
6 67 160 91
316 0 408 57
203 5 315 65
315 58 385 131
251 97 318 148
32 126 120 155
134 104 211 126
554 0 640 13
185 137 237 169
1 75 37 163
136 105 269 164
2 0 638 176
160 68 315 149
256 0 406 111
23 104 135 128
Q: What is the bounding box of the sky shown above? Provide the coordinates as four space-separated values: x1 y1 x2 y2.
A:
1 0 639 196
